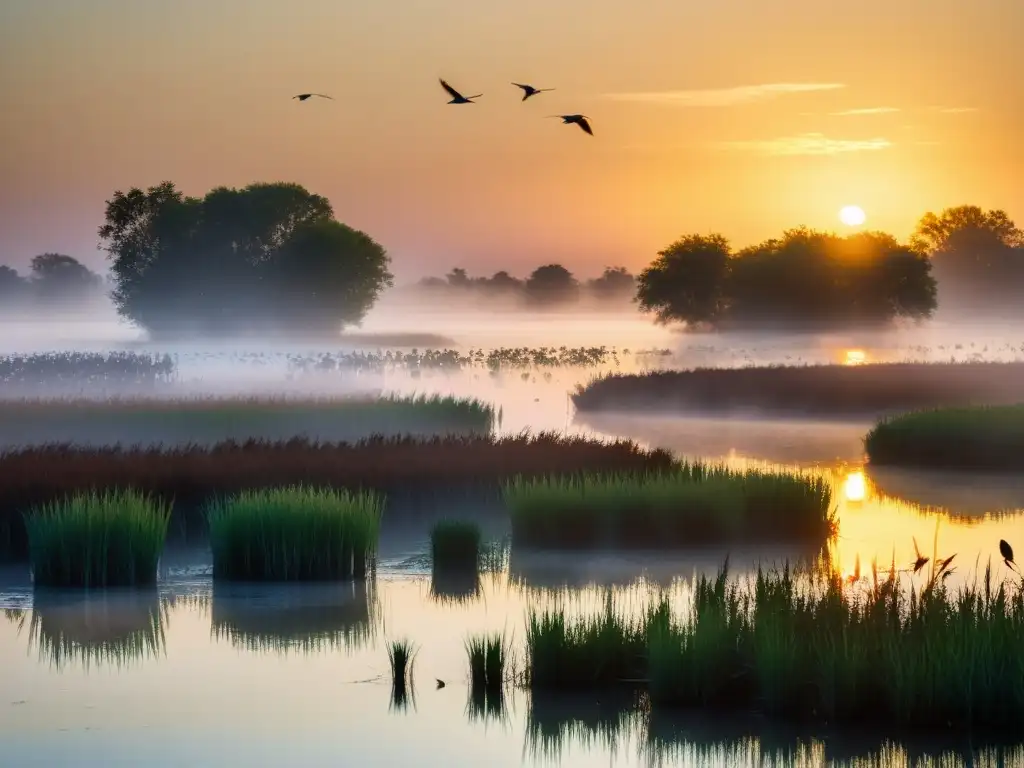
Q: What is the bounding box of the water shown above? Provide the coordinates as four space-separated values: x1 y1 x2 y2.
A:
2 318 1024 766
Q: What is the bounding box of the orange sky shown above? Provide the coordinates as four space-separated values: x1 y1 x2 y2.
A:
1 0 1021 280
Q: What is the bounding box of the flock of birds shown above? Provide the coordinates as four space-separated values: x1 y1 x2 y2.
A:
292 79 594 136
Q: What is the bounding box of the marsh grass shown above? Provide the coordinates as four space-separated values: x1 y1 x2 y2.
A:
0 433 674 560
526 557 1024 730
388 638 417 711
525 692 641 762
466 631 512 721
0 393 495 449
25 490 170 588
571 362 1024 418
431 520 482 571
865 404 1024 470
505 466 834 549
206 486 383 581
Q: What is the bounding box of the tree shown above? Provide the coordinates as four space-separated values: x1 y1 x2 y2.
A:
587 266 635 302
484 270 524 295
910 206 1024 314
99 181 392 338
29 253 104 307
636 234 731 326
524 264 579 306
0 265 28 308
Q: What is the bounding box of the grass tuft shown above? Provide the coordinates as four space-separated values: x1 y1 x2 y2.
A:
865 404 1024 470
206 486 383 581
504 466 833 548
25 490 170 588
387 637 417 712
431 520 482 571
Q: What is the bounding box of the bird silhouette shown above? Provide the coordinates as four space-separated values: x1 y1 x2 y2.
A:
439 79 481 104
1000 539 1017 572
911 537 930 574
292 93 333 101
548 114 593 136
512 82 555 101
435 679 446 690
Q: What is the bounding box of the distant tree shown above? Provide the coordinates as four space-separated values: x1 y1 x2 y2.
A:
29 253 104 307
0 265 28 307
446 268 471 288
416 276 448 290
638 229 935 330
99 181 392 338
524 264 579 306
483 270 524 295
636 234 731 326
587 266 635 302
910 206 1024 314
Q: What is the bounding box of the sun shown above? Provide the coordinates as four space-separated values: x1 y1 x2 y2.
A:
839 205 867 226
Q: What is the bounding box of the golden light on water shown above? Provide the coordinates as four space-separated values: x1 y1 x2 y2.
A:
843 469 867 503
844 348 867 366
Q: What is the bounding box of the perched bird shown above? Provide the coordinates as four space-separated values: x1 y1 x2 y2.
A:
512 82 555 101
548 114 593 136
911 537 929 574
439 79 481 104
1000 539 1016 570
435 679 446 690
292 93 333 101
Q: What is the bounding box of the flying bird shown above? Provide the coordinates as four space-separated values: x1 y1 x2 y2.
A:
439 79 481 104
292 93 333 101
548 114 593 136
512 82 555 101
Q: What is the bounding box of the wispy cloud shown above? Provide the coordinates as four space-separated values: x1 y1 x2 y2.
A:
721 132 892 156
602 82 845 107
932 106 978 114
830 107 900 116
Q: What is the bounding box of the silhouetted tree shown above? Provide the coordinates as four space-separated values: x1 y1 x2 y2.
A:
446 268 471 288
0 265 28 308
29 253 104 307
587 266 635 302
638 229 935 330
484 270 524 295
524 264 579 306
911 206 1024 314
99 181 392 338
636 234 731 326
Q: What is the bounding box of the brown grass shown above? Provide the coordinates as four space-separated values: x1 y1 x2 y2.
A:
0 433 675 560
571 362 1024 418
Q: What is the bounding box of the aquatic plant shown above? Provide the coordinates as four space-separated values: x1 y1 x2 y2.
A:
504 466 834 549
25 490 170 588
0 393 495 449
571 361 1024 418
865 404 1024 470
466 631 510 695
0 433 674 560
525 552 1024 731
206 486 383 581
431 520 482 571
387 637 418 712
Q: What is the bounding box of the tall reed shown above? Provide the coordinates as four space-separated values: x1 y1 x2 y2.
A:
25 490 170 587
206 486 383 581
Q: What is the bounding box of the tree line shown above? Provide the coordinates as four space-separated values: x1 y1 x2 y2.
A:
413 265 636 306
0 254 106 314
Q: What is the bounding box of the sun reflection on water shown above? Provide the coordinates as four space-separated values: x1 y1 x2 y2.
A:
844 470 867 503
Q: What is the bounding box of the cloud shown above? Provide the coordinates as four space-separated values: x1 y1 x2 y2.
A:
932 106 978 114
721 133 892 156
602 82 845 107
830 107 900 116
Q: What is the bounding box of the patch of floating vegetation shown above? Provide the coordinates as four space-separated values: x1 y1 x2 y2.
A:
525 553 1024 732
25 490 170 588
571 361 1024 418
207 486 383 581
0 433 672 560
0 352 176 395
504 467 834 549
0 393 495 448
865 404 1024 471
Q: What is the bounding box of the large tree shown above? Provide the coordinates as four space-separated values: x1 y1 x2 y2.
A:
910 205 1024 314
99 181 392 338
636 234 731 327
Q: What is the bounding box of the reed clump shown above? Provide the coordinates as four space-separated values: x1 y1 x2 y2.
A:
571 361 1024 418
0 433 673 560
865 404 1024 471
25 490 170 588
388 638 417 711
525 558 1024 731
432 520 482 571
206 486 383 581
505 466 834 549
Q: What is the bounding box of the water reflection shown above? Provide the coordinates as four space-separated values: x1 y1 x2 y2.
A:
26 588 167 671
209 581 378 654
843 470 866 503
525 692 641 763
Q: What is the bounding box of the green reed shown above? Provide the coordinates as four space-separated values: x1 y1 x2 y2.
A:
504 465 833 549
431 520 482 571
865 404 1024 470
387 637 417 712
206 486 383 581
25 490 170 588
